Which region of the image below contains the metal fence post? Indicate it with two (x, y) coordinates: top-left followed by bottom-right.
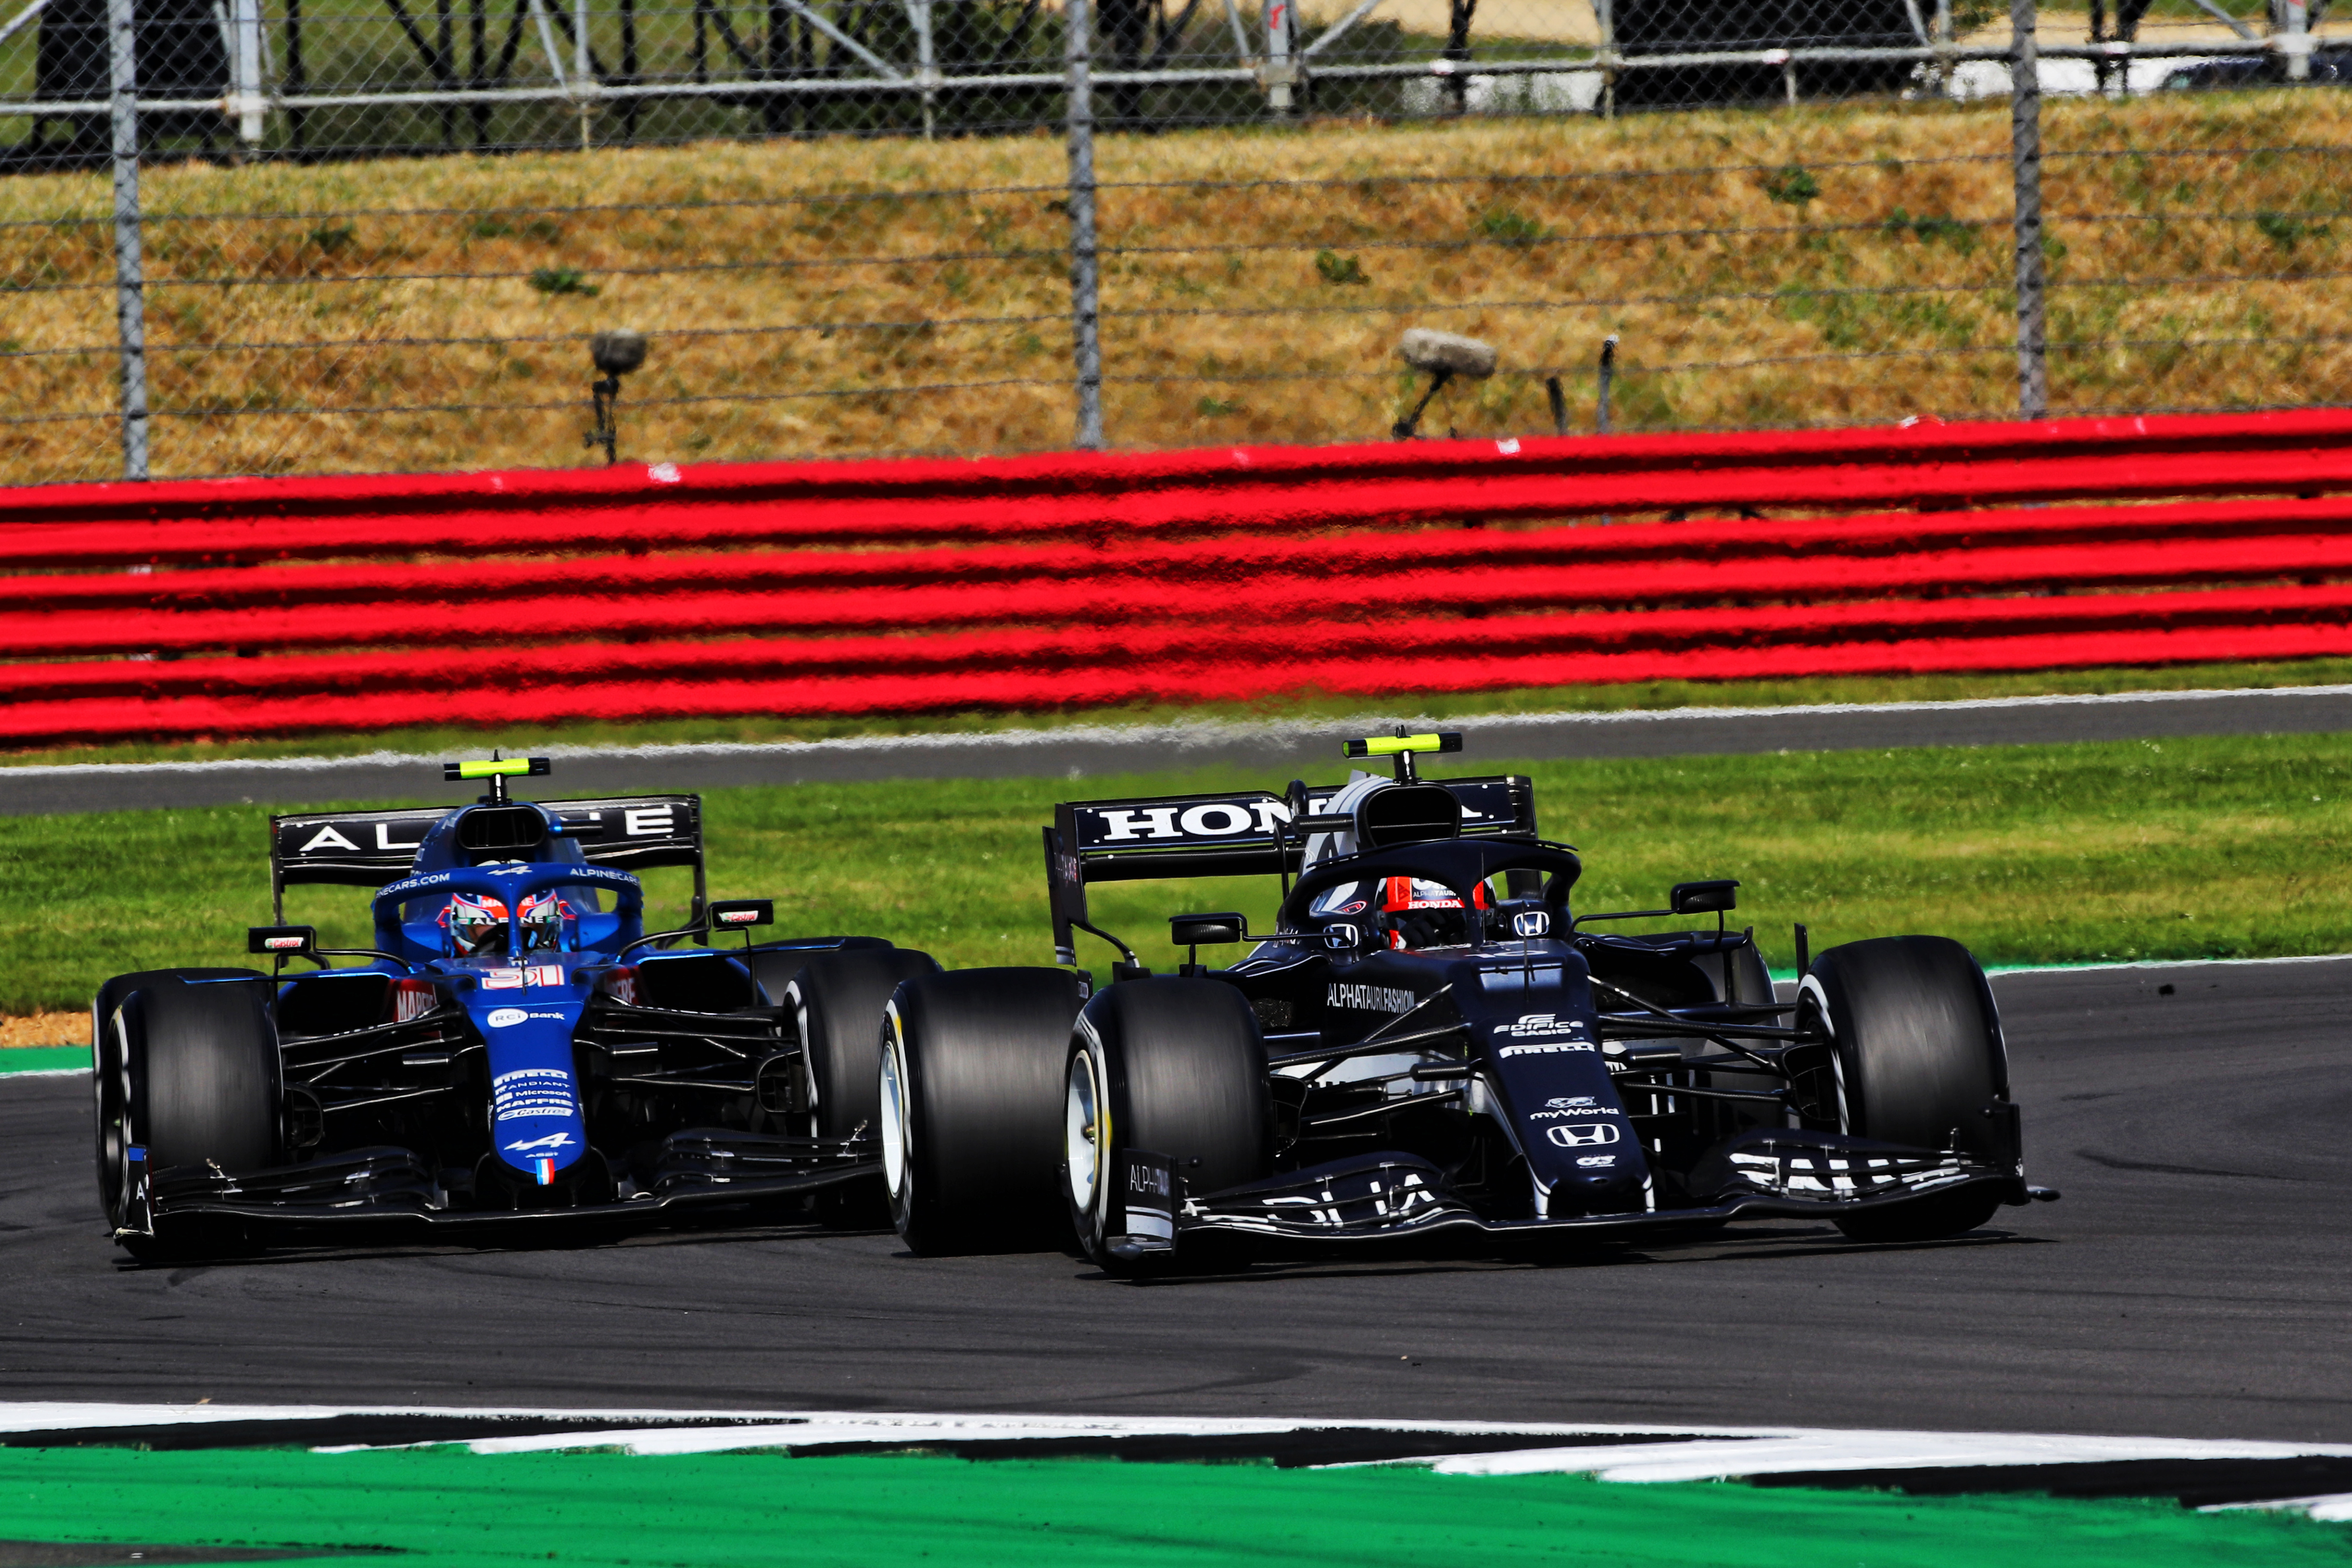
(907, 0), (938, 137)
(230, 0), (266, 146)
(2283, 0), (2311, 81)
(1064, 0), (1106, 451)
(1265, 0), (1296, 112)
(2009, 0), (2048, 421)
(108, 0), (150, 479)
(1596, 0), (1615, 118)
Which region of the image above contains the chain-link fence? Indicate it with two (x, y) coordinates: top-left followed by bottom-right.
(0, 0), (2343, 482)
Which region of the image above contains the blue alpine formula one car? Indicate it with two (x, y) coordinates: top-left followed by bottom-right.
(93, 758), (934, 1258)
(879, 733), (2055, 1270)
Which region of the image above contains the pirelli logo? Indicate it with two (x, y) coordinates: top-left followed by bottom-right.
(1328, 983), (1416, 1014)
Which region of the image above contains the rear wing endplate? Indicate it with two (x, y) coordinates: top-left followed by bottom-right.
(270, 795), (705, 922)
(1043, 776), (1534, 964)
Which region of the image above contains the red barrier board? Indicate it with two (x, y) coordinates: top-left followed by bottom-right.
(9, 410), (2352, 744)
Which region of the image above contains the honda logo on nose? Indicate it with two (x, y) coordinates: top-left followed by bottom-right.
(1545, 1123), (1621, 1148)
(1512, 910), (1551, 938)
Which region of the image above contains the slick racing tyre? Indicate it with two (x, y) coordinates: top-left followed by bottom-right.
(100, 972), (282, 1258)
(881, 968), (1085, 1254)
(1801, 936), (2009, 1243)
(1064, 978), (1271, 1274)
(779, 947), (940, 1226)
(92, 968), (261, 1231)
(779, 948), (942, 1144)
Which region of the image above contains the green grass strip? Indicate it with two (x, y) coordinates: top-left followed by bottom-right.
(9, 731), (2352, 1013)
(0, 1045), (86, 1074)
(0, 1447), (2343, 1568)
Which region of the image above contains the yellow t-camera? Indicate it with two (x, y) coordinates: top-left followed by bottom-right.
(444, 756), (552, 781)
(1343, 732), (1464, 759)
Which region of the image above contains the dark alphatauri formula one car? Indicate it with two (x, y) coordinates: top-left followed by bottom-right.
(879, 733), (2054, 1268)
(94, 758), (935, 1257)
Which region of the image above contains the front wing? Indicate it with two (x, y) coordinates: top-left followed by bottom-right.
(117, 1129), (878, 1245)
(1113, 1130), (2040, 1258)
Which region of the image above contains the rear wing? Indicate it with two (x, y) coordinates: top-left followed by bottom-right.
(1043, 776), (1534, 964)
(270, 795), (705, 922)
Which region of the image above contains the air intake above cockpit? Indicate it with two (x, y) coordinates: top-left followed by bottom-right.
(1356, 784), (1463, 849)
(456, 804), (548, 857)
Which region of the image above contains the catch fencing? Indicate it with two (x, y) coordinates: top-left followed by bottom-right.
(0, 0), (2346, 486)
(1, 0), (2334, 158)
(5, 406), (2352, 744)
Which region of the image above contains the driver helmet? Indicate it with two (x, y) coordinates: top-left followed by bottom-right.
(1378, 875), (1490, 950)
(516, 890), (571, 954)
(442, 891), (509, 956)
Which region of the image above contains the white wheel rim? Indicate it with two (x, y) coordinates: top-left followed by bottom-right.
(1065, 1048), (1103, 1218)
(1797, 975), (1848, 1134)
(879, 1015), (910, 1199)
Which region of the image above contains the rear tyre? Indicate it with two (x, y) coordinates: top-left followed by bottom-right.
(881, 968), (1085, 1254)
(1802, 936), (2008, 1243)
(774, 947), (940, 1227)
(1064, 978), (1271, 1273)
(103, 973), (282, 1258)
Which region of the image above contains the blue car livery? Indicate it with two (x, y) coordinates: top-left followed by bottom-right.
(94, 758), (936, 1257)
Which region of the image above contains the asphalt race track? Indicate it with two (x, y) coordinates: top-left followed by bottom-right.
(3, 959), (2347, 1444)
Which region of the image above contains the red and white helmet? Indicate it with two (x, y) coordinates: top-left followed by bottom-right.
(441, 891), (509, 956)
(517, 890), (572, 953)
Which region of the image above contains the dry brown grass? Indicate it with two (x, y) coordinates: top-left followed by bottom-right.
(0, 88), (2345, 484)
(0, 1011), (80, 1046)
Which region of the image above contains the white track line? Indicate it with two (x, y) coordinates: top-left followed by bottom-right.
(437, 1414), (1720, 1459)
(0, 1403), (1729, 1450)
(11, 1403), (2352, 1518)
(1421, 1428), (2352, 1481)
(9, 683), (2352, 783)
(2213, 1492), (2352, 1520)
(4, 1403), (2351, 1521)
(1984, 952), (2352, 976)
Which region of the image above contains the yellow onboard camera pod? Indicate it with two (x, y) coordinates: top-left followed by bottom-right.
(1343, 731), (1464, 781)
(442, 755), (551, 803)
(450, 758), (536, 779)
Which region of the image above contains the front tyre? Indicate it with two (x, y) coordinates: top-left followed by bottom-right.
(1802, 935), (2009, 1243)
(1064, 978), (1271, 1272)
(100, 973), (282, 1257)
(881, 968), (1085, 1254)
(94, 968), (266, 1229)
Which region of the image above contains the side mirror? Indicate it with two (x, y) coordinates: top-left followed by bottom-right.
(707, 900), (775, 931)
(249, 925), (317, 957)
(1170, 913), (1247, 946)
(1669, 879), (1739, 916)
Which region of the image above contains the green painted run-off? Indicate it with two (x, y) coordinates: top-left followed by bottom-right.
(0, 1045), (86, 1074)
(0, 1446), (2344, 1568)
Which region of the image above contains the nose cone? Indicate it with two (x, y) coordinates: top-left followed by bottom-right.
(1480, 1008), (1651, 1216)
(472, 991), (589, 1179)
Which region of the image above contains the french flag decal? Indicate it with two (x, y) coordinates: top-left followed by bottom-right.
(534, 1155), (557, 1186)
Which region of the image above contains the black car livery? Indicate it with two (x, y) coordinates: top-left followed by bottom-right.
(876, 732), (2053, 1269)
